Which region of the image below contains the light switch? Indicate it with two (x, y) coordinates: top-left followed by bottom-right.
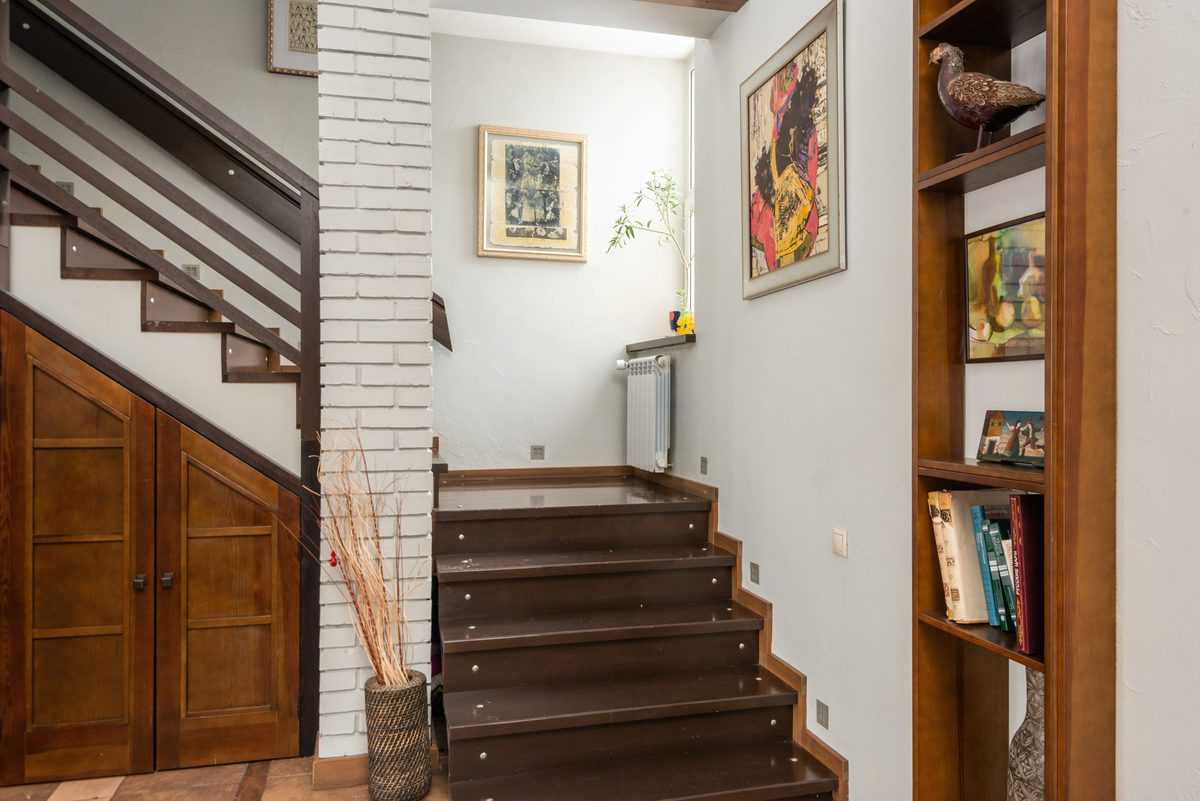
(832, 528), (848, 558)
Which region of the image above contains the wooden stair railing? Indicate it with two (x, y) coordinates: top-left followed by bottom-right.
(0, 148), (301, 362)
(10, 0), (311, 238)
(0, 63), (300, 290)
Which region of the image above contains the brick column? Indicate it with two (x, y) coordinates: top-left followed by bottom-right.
(316, 0), (433, 758)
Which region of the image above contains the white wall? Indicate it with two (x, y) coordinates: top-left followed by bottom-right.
(1116, 2), (1200, 797)
(668, 2), (912, 796)
(77, 0), (318, 174)
(431, 34), (687, 468)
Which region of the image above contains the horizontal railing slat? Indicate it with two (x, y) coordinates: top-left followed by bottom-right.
(22, 0), (318, 199)
(0, 64), (301, 291)
(0, 147), (301, 364)
(0, 105), (300, 327)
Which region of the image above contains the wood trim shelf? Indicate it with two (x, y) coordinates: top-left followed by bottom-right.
(913, 0), (1116, 798)
(917, 124), (1046, 193)
(918, 612), (1045, 672)
(626, 334), (696, 354)
(919, 0), (1047, 48)
(916, 457), (1045, 492)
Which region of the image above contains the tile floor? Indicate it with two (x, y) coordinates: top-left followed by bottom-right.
(0, 760), (450, 801)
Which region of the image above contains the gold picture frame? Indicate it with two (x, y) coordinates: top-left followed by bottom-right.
(477, 125), (588, 262)
(267, 0), (318, 78)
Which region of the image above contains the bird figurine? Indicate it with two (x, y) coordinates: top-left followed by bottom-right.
(930, 43), (1045, 151)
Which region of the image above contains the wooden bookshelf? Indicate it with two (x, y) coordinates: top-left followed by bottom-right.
(912, 0), (1116, 799)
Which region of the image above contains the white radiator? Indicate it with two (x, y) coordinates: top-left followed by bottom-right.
(619, 355), (671, 473)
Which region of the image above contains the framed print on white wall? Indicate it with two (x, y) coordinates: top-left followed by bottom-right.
(268, 0), (318, 77)
(477, 125), (588, 263)
(740, 0), (847, 299)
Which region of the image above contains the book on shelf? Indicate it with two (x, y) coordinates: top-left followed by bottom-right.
(933, 489), (1011, 624)
(929, 489), (1045, 656)
(927, 494), (958, 619)
(1010, 494), (1046, 655)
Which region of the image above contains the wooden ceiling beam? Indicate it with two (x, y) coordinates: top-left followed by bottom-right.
(636, 0), (748, 13)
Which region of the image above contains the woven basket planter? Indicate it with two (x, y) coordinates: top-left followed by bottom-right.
(364, 671), (432, 801)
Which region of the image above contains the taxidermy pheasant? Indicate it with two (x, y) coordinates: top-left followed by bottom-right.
(930, 43), (1045, 150)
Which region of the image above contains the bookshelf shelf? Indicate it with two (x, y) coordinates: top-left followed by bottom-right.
(913, 1), (1115, 798)
(916, 457), (1045, 492)
(918, 612), (1045, 672)
(916, 124), (1046, 193)
(918, 0), (1047, 48)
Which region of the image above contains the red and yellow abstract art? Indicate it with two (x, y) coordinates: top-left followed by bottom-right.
(746, 32), (830, 279)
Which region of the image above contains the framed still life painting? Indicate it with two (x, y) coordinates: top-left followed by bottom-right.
(965, 214), (1047, 363)
(477, 125), (587, 262)
(268, 0), (318, 77)
(740, 0), (846, 300)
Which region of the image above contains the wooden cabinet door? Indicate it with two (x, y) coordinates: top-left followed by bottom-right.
(0, 313), (155, 784)
(154, 412), (299, 769)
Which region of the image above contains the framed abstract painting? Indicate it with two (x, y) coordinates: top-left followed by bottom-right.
(740, 0), (846, 300)
(267, 0), (318, 77)
(965, 214), (1047, 363)
(477, 125), (588, 262)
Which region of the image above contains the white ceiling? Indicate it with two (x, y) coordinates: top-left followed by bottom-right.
(429, 0), (730, 39)
(430, 8), (697, 60)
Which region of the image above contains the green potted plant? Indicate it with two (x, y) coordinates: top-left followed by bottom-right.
(608, 169), (694, 334)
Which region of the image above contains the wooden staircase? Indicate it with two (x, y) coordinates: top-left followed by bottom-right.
(434, 475), (838, 801)
(10, 180), (300, 385)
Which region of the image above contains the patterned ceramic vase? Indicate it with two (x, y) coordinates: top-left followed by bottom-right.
(1008, 669), (1046, 801)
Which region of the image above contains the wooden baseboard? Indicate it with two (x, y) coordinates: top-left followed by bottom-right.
(312, 748), (441, 790)
(439, 465), (631, 485)
(311, 754), (366, 790)
(716, 529), (850, 801)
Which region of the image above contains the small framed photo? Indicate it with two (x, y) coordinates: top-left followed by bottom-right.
(268, 0), (318, 78)
(477, 125), (587, 262)
(965, 214), (1047, 363)
(977, 410), (1046, 468)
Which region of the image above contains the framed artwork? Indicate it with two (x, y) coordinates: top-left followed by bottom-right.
(477, 125), (587, 262)
(965, 214), (1047, 363)
(268, 0), (318, 77)
(740, 0), (846, 300)
(977, 410), (1046, 468)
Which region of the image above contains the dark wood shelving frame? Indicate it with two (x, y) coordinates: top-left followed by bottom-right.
(912, 0), (1116, 799)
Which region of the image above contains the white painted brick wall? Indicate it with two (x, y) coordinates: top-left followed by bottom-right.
(317, 0), (433, 760)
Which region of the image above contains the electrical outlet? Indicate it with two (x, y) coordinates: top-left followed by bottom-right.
(530, 445), (545, 461)
(700, 456), (708, 475)
(816, 699), (830, 729)
(832, 528), (849, 558)
(749, 562), (760, 584)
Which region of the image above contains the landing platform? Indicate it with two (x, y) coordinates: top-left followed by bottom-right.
(435, 475), (709, 521)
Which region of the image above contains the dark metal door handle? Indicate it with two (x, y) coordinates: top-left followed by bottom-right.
(161, 571), (175, 589)
(132, 574), (147, 592)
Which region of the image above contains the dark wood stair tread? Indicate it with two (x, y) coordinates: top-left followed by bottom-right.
(437, 544), (733, 582)
(437, 476), (709, 521)
(441, 601), (760, 653)
(449, 741), (838, 801)
(445, 666), (795, 741)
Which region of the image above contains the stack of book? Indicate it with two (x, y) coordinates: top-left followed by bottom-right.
(927, 490), (1045, 656)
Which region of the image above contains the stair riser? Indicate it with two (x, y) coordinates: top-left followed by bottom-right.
(439, 566), (733, 620)
(433, 510), (709, 556)
(443, 631), (759, 692)
(62, 227), (154, 281)
(223, 332), (272, 371)
(450, 708), (793, 783)
(143, 281), (220, 327)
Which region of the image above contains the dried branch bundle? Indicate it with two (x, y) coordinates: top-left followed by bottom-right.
(319, 436), (412, 686)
